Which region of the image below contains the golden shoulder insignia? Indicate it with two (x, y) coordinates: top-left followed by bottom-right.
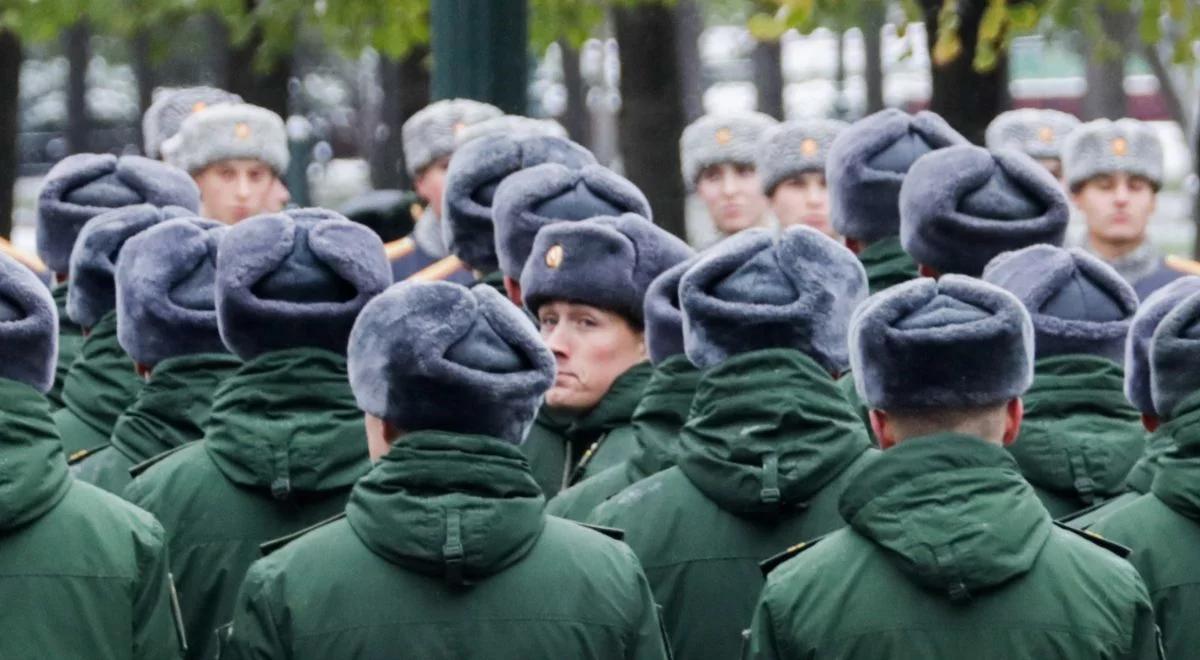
(545, 244), (565, 269)
(410, 202), (424, 221)
(1037, 126), (1054, 143)
(68, 449), (90, 463)
(191, 101), (207, 114)
(800, 138), (819, 157)
(1111, 137), (1128, 156)
(1165, 255), (1200, 277)
(760, 535), (825, 576)
(715, 127), (733, 145)
(234, 122), (252, 140)
(1052, 521), (1132, 558)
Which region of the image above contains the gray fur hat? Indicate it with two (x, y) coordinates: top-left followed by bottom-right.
(756, 119), (848, 195)
(442, 135), (596, 273)
(984, 109), (1081, 161)
(1149, 290), (1200, 419)
(142, 86), (243, 159)
(850, 275), (1035, 410)
(1063, 118), (1163, 190)
(827, 109), (967, 242)
(163, 103), (289, 176)
(679, 112), (778, 190)
(215, 208), (392, 359)
(899, 145), (1069, 277)
(68, 204), (193, 329)
(0, 252), (59, 393)
(36, 153), (200, 274)
(493, 163), (650, 280)
(521, 213), (693, 324)
(644, 255), (699, 365)
(348, 281), (556, 444)
(680, 226), (867, 372)
(983, 245), (1137, 363)
(455, 114), (567, 147)
(116, 217), (228, 367)
(1124, 276), (1200, 415)
(401, 98), (503, 177)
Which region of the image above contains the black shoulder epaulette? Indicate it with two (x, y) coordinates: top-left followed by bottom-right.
(67, 443), (110, 465)
(760, 536), (825, 577)
(1056, 494), (1126, 529)
(1053, 521), (1132, 558)
(128, 442), (196, 479)
(259, 513), (347, 557)
(572, 521), (625, 541)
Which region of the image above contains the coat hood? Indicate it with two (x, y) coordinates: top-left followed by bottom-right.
(841, 433), (1052, 601)
(204, 348), (370, 498)
(677, 348), (873, 518)
(626, 355), (700, 480)
(60, 310), (145, 438)
(0, 378), (72, 532)
(346, 431), (545, 586)
(1152, 391), (1200, 521)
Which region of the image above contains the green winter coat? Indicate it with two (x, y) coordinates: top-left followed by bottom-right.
(0, 377), (182, 660)
(857, 236), (918, 294)
(1093, 391), (1200, 659)
(53, 310), (145, 457)
(221, 431), (670, 660)
(589, 349), (877, 660)
(747, 433), (1160, 660)
(521, 361), (653, 497)
(1009, 355), (1145, 518)
(48, 280), (83, 410)
(124, 348), (370, 660)
(548, 355), (699, 521)
(71, 353), (242, 495)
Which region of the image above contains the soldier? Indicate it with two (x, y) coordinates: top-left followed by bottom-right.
(220, 281), (670, 659)
(0, 251), (183, 659)
(442, 132), (599, 288)
(54, 205), (194, 457)
(389, 99), (502, 281)
(547, 255), (700, 520)
(1064, 118), (1183, 298)
(983, 245), (1143, 517)
(985, 108), (1081, 183)
(745, 275), (1160, 660)
(72, 218), (239, 495)
(519, 214), (691, 497)
(826, 108), (965, 293)
(1092, 288), (1200, 659)
(900, 144), (1070, 278)
(590, 226), (878, 660)
(36, 154), (200, 408)
(680, 112), (777, 242)
(123, 209), (391, 660)
(755, 119), (847, 237)
(162, 103), (290, 224)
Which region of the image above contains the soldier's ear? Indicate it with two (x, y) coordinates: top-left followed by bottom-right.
(918, 263), (941, 279)
(1000, 397), (1024, 446)
(869, 409), (897, 450)
(1141, 413), (1160, 433)
(503, 276), (523, 307)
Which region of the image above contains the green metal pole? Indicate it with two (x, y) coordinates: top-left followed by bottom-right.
(430, 0), (529, 114)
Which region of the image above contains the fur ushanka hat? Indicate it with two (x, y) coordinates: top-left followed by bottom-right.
(0, 252), (59, 393)
(1148, 289), (1200, 419)
(142, 86), (243, 160)
(1124, 276), (1200, 415)
(643, 255), (700, 365)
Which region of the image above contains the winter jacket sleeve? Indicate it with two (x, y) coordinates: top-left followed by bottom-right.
(627, 561), (672, 660)
(743, 591), (783, 660)
(222, 560), (290, 660)
(133, 518), (184, 660)
(1128, 591), (1165, 660)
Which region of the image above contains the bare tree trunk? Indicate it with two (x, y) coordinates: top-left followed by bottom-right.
(862, 7), (886, 114)
(1141, 42), (1187, 128)
(132, 32), (155, 154)
(1082, 7), (1131, 120)
(0, 29), (19, 238)
(1192, 95), (1200, 258)
(370, 48), (430, 190)
(673, 0), (704, 123)
(615, 3), (688, 239)
(753, 39), (784, 119)
(220, 0), (291, 118)
(921, 0), (1008, 145)
(65, 21), (90, 154)
(560, 40), (592, 147)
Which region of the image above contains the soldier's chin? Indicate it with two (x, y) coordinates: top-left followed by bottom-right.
(545, 385), (598, 412)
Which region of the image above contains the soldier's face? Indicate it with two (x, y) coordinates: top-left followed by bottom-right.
(536, 301), (647, 411)
(193, 159), (279, 224)
(770, 171), (834, 237)
(414, 157), (450, 219)
(1073, 172), (1157, 248)
(695, 163), (769, 235)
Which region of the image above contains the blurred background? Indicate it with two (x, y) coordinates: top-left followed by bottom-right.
(1, 0), (1197, 252)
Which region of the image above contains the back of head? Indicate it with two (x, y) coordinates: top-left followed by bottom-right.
(117, 217), (228, 366)
(348, 281), (555, 444)
(216, 208), (392, 359)
(983, 245), (1137, 363)
(827, 109), (967, 243)
(850, 275), (1034, 413)
(1125, 276), (1200, 415)
(400, 98), (504, 177)
(1063, 118), (1163, 191)
(67, 203), (194, 329)
(900, 145), (1069, 276)
(755, 118), (848, 195)
(680, 225), (867, 371)
(0, 253), (58, 393)
(679, 112), (777, 190)
(493, 163), (650, 280)
(162, 103), (289, 177)
(984, 108), (1080, 161)
(142, 86), (243, 160)
(36, 154), (200, 274)
(442, 135), (596, 273)
(1148, 290), (1200, 420)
